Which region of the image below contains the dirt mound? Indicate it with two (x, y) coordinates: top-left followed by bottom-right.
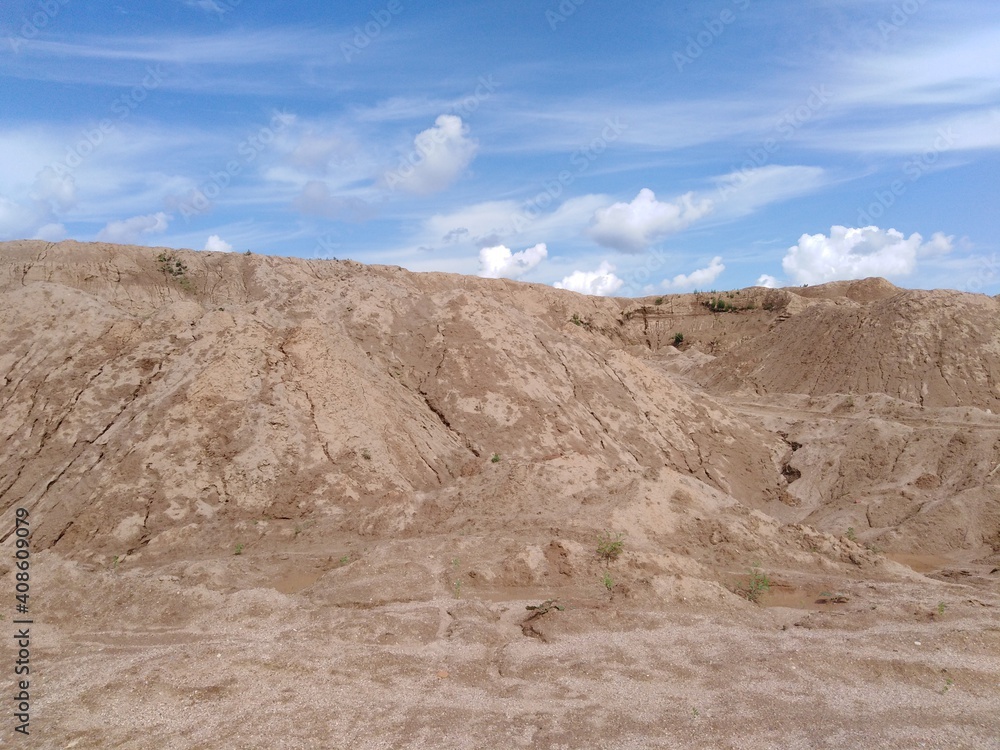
(695, 287), (1000, 409)
(792, 276), (902, 303)
(0, 240), (786, 565)
(2, 240), (997, 565)
(1, 241), (999, 749)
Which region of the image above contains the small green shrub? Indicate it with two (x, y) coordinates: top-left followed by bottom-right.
(673, 332), (684, 347)
(155, 252), (194, 292)
(597, 531), (625, 562)
(491, 452), (501, 463)
(234, 543), (245, 556)
(571, 313), (583, 326)
(601, 571), (615, 597)
(735, 565), (771, 603)
(703, 296), (760, 313)
(704, 298), (733, 312)
(156, 252), (188, 278)
(846, 527), (857, 542)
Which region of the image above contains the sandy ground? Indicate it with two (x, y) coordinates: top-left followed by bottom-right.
(1, 241), (998, 748)
(18, 546), (1000, 749)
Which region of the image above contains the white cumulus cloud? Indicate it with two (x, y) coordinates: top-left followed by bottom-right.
(588, 188), (713, 252)
(554, 261), (624, 296)
(782, 225), (954, 284)
(478, 243), (547, 279)
(662, 256), (725, 290)
(97, 212), (171, 244)
(756, 274), (780, 288)
(204, 234), (233, 253)
(385, 114), (478, 195)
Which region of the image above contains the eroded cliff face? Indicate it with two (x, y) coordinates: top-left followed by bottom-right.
(0, 240), (791, 566)
(2, 239), (999, 578)
(4, 241), (1000, 750)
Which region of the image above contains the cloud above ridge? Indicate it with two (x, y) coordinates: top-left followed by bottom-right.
(782, 225), (953, 284)
(588, 188), (713, 252)
(478, 243), (547, 279)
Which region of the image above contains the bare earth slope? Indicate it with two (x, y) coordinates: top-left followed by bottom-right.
(0, 241), (998, 749)
(697, 282), (1000, 409)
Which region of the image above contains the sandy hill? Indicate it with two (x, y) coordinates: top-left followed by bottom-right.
(1, 240), (998, 749)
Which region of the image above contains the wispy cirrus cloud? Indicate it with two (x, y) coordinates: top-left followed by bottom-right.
(9, 29), (340, 65)
(836, 26), (1000, 108)
(798, 109), (1000, 154)
(713, 165), (828, 216)
(0, 28), (391, 96)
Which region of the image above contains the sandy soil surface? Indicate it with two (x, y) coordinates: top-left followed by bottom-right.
(1, 241), (998, 749)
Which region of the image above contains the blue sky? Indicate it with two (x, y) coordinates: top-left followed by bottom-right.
(2, 0), (998, 295)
